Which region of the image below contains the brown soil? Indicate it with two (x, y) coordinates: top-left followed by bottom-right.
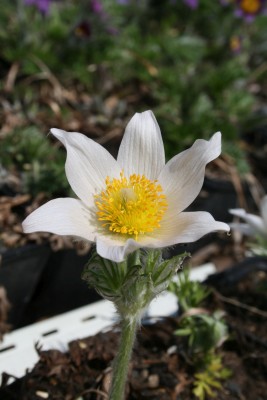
(1, 263), (267, 400)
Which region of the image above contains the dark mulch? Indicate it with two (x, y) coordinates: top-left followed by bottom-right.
(1, 267), (267, 400)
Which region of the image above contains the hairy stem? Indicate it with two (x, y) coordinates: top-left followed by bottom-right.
(109, 315), (139, 400)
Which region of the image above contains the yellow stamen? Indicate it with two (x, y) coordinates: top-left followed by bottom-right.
(95, 171), (168, 239)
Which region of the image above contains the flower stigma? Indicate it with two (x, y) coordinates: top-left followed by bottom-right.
(95, 171), (168, 239)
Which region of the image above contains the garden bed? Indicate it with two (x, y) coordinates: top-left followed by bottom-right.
(1, 260), (266, 400)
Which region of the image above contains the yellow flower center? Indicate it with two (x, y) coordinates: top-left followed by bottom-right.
(230, 36), (241, 52)
(95, 172), (168, 238)
(240, 0), (261, 14)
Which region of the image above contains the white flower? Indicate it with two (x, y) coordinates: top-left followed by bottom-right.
(229, 195), (267, 238)
(22, 110), (229, 262)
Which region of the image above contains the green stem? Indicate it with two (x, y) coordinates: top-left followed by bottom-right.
(109, 315), (139, 400)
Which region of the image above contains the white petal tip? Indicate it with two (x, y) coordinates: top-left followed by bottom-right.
(50, 128), (67, 139)
(210, 131), (222, 152)
(21, 220), (29, 233)
(228, 209), (246, 217)
(220, 222), (231, 232)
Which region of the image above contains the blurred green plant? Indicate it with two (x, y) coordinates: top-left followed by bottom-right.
(105, 0), (266, 158)
(193, 353), (232, 400)
(0, 127), (69, 197)
(175, 310), (228, 354)
(0, 0), (115, 86)
(1, 0), (267, 180)
(169, 269), (231, 399)
(168, 269), (210, 312)
(223, 141), (251, 176)
(175, 309), (230, 399)
(250, 235), (267, 256)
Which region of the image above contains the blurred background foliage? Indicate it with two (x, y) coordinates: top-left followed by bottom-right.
(1, 0), (267, 198)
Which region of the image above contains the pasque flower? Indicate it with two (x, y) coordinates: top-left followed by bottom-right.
(234, 0), (266, 21)
(24, 0), (52, 15)
(230, 35), (243, 54)
(229, 195), (267, 238)
(221, 0), (266, 21)
(183, 0), (199, 9)
(22, 111), (229, 262)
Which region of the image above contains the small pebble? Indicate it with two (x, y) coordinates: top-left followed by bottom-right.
(141, 369), (149, 379)
(167, 345), (177, 355)
(148, 374), (159, 388)
(36, 390), (49, 399)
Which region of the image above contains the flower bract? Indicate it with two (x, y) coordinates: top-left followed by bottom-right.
(22, 110), (229, 262)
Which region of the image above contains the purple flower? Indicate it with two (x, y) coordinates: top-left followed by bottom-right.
(74, 20), (91, 38)
(24, 0), (51, 15)
(234, 0), (266, 21)
(183, 0), (199, 9)
(230, 35), (243, 54)
(91, 0), (103, 14)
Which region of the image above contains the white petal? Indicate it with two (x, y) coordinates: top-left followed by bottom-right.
(22, 198), (96, 241)
(51, 129), (121, 204)
(96, 236), (141, 263)
(117, 110), (165, 179)
(97, 212), (230, 262)
(158, 132), (221, 213)
(229, 208), (266, 235)
(260, 195), (267, 229)
(229, 223), (255, 236)
(139, 211), (230, 248)
(96, 211), (229, 262)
